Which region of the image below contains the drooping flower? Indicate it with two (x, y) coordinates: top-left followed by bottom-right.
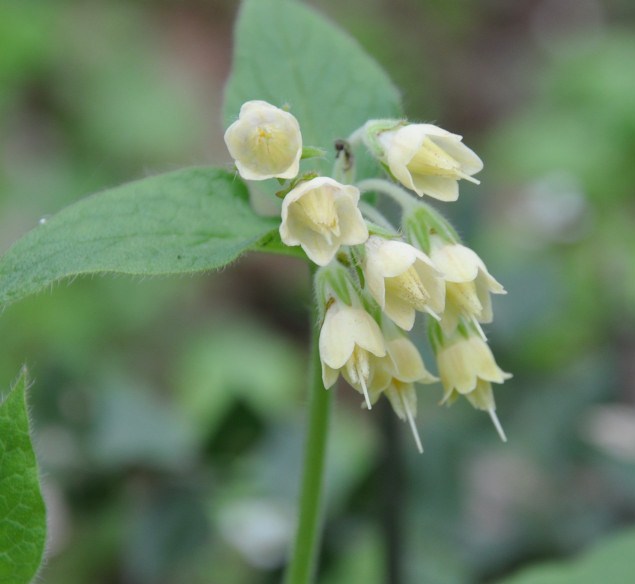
(280, 177), (368, 266)
(224, 100), (302, 180)
(429, 236), (505, 338)
(372, 122), (483, 201)
(319, 297), (386, 409)
(364, 235), (445, 331)
(369, 335), (437, 452)
(435, 328), (511, 441)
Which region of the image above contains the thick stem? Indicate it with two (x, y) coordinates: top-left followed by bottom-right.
(284, 266), (332, 584)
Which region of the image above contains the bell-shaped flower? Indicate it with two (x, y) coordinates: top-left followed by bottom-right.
(436, 330), (511, 441)
(430, 236), (505, 337)
(364, 235), (445, 331)
(369, 336), (438, 452)
(376, 123), (483, 201)
(319, 298), (386, 409)
(280, 177), (368, 266)
(224, 100), (302, 180)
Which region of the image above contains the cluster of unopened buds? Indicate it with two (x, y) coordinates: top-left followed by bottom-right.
(225, 100), (511, 452)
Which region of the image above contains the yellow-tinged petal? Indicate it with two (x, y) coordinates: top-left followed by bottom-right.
(318, 300), (386, 407)
(365, 236), (445, 330)
(378, 123), (483, 200)
(225, 100), (302, 180)
(280, 177), (368, 266)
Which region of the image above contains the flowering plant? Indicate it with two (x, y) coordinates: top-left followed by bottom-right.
(0, 1), (510, 582)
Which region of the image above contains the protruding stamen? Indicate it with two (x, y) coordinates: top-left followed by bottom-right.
(426, 307), (441, 321)
(399, 390), (423, 453)
(358, 366), (372, 410)
(456, 170), (480, 184)
(488, 408), (507, 443)
(471, 317), (487, 341)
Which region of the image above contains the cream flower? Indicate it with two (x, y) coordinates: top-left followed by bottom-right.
(430, 237), (505, 337)
(364, 236), (445, 330)
(436, 333), (511, 441)
(369, 336), (438, 452)
(319, 299), (386, 409)
(280, 177), (368, 266)
(224, 100), (302, 180)
(377, 123), (483, 201)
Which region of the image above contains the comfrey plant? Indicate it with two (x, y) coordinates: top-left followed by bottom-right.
(0, 1), (510, 583)
(225, 100), (510, 450)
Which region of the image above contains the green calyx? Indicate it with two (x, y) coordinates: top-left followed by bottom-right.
(301, 146), (328, 160)
(275, 172), (321, 198)
(403, 204), (460, 252)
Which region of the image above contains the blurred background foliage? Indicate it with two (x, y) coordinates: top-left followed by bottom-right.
(1, 0), (635, 582)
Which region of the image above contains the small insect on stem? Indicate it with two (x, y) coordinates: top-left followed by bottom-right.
(334, 139), (354, 172)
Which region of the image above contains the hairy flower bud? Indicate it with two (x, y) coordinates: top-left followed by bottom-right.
(224, 100), (302, 180)
(280, 177), (368, 266)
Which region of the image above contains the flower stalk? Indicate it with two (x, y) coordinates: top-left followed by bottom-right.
(284, 265), (333, 584)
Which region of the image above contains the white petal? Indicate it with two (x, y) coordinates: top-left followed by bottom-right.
(466, 337), (513, 384)
(322, 363), (340, 389)
(387, 338), (437, 383)
(432, 134), (483, 175)
(411, 175), (459, 201)
(431, 243), (482, 283)
(334, 190), (368, 246)
(366, 238), (417, 278)
(438, 341), (478, 394)
(319, 306), (356, 369)
(384, 295), (416, 331)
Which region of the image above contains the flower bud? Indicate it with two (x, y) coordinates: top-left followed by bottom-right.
(224, 100), (302, 180)
(280, 177), (368, 266)
(371, 122), (483, 201)
(364, 235), (445, 330)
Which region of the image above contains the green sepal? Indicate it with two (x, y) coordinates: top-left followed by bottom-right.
(301, 146), (328, 160)
(427, 319), (444, 355)
(275, 172), (320, 198)
(360, 118), (405, 159)
(404, 203), (461, 252)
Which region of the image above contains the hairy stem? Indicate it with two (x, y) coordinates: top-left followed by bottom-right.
(284, 265), (332, 584)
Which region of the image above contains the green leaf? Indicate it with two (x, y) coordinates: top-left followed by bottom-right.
(223, 0), (401, 174)
(0, 368), (46, 584)
(0, 168), (281, 308)
(495, 528), (635, 584)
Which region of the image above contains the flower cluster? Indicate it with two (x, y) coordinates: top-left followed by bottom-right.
(225, 100), (511, 451)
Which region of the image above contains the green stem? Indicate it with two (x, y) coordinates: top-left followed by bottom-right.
(357, 178), (417, 212)
(284, 265), (332, 584)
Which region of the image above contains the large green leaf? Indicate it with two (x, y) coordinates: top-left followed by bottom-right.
(223, 0), (402, 173)
(0, 368), (46, 584)
(0, 168), (281, 308)
(496, 528), (635, 584)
